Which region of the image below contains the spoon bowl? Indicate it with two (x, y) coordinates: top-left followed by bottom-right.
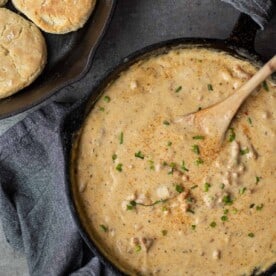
(176, 55), (276, 154)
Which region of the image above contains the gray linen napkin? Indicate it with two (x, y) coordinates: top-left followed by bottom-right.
(222, 0), (274, 29)
(0, 1), (274, 276)
(0, 102), (116, 276)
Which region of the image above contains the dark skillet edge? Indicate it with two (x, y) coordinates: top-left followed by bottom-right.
(0, 0), (117, 120)
(62, 17), (276, 276)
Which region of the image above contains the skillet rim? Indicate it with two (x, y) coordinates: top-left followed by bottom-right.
(63, 36), (276, 276)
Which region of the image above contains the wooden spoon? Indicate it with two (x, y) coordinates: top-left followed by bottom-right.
(176, 55), (276, 153)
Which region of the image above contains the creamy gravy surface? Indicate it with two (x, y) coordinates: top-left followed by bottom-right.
(72, 48), (276, 275)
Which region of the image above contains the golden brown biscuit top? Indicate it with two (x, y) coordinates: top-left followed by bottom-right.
(12, 0), (97, 34)
(0, 8), (47, 99)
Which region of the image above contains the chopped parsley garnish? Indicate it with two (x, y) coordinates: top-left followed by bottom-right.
(148, 160), (155, 170)
(192, 144), (200, 155)
(103, 95), (111, 102)
(181, 161), (189, 172)
(168, 162), (176, 175)
(223, 209), (229, 215)
(126, 200), (136, 210)
(186, 197), (194, 203)
(228, 128), (236, 142)
(256, 204), (264, 211)
(191, 185), (198, 190)
(210, 221), (216, 228)
(220, 183), (225, 189)
(131, 199), (167, 208)
(191, 225), (196, 230)
(116, 163), (123, 172)
(129, 200), (137, 206)
(207, 84), (213, 91)
(175, 86), (182, 93)
(221, 215), (228, 222)
(119, 132), (124, 144)
(192, 135), (205, 140)
(112, 154), (117, 162)
(262, 80), (269, 92)
(167, 141), (172, 146)
(175, 184), (184, 193)
(135, 245), (142, 252)
(240, 147), (249, 155)
(204, 182), (211, 192)
(255, 176), (261, 184)
(248, 117), (253, 125)
(222, 195), (233, 205)
(135, 151), (144, 159)
(162, 206), (168, 212)
(239, 187), (247, 195)
(99, 106), (105, 112)
(163, 120), (170, 126)
(170, 162), (177, 168)
(100, 224), (108, 232)
(150, 199), (167, 206)
(162, 230), (168, 236)
(232, 208), (238, 214)
(249, 203), (255, 209)
(248, 232), (255, 238)
(162, 161), (168, 166)
(187, 208), (195, 214)
(195, 158), (204, 165)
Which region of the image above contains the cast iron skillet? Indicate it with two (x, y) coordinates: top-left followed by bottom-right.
(62, 14), (276, 275)
(0, 0), (116, 120)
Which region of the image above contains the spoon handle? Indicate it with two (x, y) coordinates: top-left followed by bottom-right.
(237, 55), (276, 102)
(195, 56), (276, 138)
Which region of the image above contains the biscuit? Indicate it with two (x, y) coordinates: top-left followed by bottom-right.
(12, 0), (97, 34)
(0, 0), (8, 7)
(0, 8), (47, 99)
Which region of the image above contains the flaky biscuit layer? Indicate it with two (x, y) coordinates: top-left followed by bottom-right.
(0, 8), (47, 99)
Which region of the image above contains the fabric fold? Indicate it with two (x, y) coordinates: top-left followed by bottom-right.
(0, 103), (95, 275)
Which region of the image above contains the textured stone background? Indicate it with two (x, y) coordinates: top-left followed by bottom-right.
(0, 1), (275, 275)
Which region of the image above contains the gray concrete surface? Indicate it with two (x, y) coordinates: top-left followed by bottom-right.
(0, 1), (275, 275)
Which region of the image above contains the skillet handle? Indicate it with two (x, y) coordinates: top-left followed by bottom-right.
(226, 13), (259, 51)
